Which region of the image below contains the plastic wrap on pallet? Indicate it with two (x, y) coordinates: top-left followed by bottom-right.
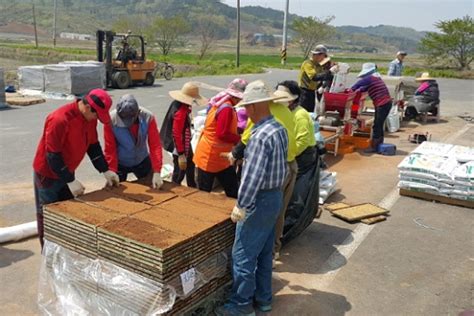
(60, 62), (107, 93)
(38, 240), (229, 316)
(18, 65), (45, 91)
(44, 65), (72, 95)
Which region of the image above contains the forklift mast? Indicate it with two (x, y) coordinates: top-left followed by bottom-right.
(96, 30), (116, 87)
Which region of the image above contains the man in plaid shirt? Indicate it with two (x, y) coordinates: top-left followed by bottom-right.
(216, 80), (288, 316)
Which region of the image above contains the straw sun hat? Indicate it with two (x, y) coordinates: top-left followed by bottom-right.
(415, 72), (435, 81)
(236, 80), (284, 107)
(169, 82), (208, 106)
(272, 85), (298, 103)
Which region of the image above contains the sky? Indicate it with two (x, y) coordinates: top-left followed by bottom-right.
(221, 0), (473, 32)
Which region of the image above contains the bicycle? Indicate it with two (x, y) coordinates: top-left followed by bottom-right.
(154, 62), (175, 80)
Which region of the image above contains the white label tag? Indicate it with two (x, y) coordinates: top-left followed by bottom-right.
(180, 267), (196, 295)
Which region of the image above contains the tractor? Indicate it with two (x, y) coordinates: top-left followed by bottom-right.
(96, 30), (157, 89)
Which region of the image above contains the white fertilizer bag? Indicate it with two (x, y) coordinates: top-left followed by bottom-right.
(448, 145), (474, 163)
(412, 142), (453, 157)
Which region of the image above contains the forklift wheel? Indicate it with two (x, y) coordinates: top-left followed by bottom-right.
(143, 73), (155, 86)
(164, 66), (174, 80)
(112, 71), (130, 89)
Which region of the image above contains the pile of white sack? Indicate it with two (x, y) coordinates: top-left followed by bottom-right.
(319, 170), (337, 204)
(398, 141), (474, 201)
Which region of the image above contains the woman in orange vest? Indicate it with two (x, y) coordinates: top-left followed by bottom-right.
(194, 79), (248, 198)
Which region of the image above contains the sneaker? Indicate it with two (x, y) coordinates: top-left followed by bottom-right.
(215, 304), (256, 316)
(256, 303), (272, 312)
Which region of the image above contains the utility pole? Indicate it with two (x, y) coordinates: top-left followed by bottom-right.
(52, 0), (57, 48)
(236, 0), (240, 68)
(281, 0), (289, 65)
(32, 2), (38, 48)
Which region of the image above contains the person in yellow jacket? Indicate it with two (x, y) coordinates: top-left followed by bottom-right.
(298, 45), (333, 113)
(228, 94), (297, 260)
(193, 79), (248, 198)
(278, 80), (316, 175)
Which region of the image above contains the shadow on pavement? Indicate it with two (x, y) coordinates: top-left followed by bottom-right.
(0, 246), (34, 268)
(278, 222), (353, 275)
(269, 276), (352, 316)
(0, 106), (20, 112)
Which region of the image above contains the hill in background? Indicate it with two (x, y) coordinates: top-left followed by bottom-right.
(0, 0), (425, 53)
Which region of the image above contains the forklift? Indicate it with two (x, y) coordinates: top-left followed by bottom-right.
(96, 30), (157, 89)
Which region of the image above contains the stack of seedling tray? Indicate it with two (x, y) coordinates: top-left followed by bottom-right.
(42, 181), (236, 315)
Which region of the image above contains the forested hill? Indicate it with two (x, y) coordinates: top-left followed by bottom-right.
(1, 0), (425, 52)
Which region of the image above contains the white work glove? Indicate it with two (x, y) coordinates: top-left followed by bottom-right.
(103, 170), (120, 187)
(220, 152), (236, 165)
(230, 205), (246, 223)
(178, 154), (187, 171)
(152, 172), (163, 189)
(67, 179), (85, 197)
(329, 64), (339, 74)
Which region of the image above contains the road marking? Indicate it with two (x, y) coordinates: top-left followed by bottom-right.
(312, 186), (400, 289)
(306, 123), (472, 289)
(441, 123), (472, 143)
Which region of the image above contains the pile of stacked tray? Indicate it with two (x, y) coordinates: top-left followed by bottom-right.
(42, 181), (236, 315)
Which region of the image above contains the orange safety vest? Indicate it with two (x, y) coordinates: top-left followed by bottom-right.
(194, 102), (238, 173)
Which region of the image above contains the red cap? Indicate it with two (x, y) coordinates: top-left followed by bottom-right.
(85, 89), (112, 124)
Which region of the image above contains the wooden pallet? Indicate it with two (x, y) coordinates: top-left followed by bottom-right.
(6, 93), (45, 106)
(399, 189), (474, 209)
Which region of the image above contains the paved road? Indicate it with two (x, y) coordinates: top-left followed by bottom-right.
(0, 70), (473, 315)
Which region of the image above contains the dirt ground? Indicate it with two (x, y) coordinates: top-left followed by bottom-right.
(0, 70), (473, 315)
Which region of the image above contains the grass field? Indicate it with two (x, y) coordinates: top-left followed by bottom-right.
(1, 41), (472, 84)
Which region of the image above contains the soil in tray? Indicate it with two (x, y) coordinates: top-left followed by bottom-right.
(100, 217), (187, 250)
(80, 190), (151, 215)
(45, 200), (124, 226)
(160, 181), (199, 196)
(186, 191), (235, 214)
(133, 206), (221, 237)
(105, 182), (177, 205)
(158, 197), (229, 224)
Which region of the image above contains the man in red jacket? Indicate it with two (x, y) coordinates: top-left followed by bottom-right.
(33, 89), (119, 248)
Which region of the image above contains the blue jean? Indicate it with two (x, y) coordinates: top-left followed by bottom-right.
(34, 172), (73, 248)
(229, 189), (283, 312)
(118, 156), (152, 182)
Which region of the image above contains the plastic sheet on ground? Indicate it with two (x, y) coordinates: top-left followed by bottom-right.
(38, 240), (229, 316)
